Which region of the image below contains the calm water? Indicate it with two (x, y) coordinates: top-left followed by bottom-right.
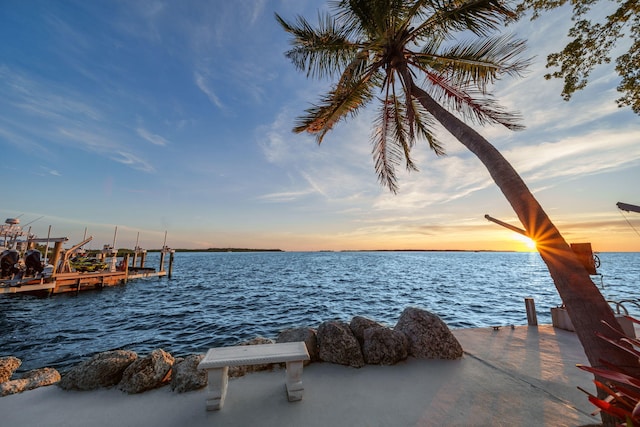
(1, 251), (638, 373)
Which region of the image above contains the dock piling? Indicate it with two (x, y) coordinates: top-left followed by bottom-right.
(525, 298), (538, 326)
(168, 250), (175, 278)
(123, 254), (129, 283)
(159, 249), (166, 272)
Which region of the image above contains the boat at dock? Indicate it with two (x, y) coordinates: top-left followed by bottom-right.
(0, 218), (173, 296)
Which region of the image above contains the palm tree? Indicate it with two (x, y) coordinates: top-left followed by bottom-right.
(277, 0), (638, 388)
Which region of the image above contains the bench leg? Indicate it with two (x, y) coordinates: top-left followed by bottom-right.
(205, 366), (229, 411)
(285, 360), (304, 401)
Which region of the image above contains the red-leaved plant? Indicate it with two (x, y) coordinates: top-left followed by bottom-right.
(578, 316), (640, 426)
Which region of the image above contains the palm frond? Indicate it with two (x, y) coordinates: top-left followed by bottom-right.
(372, 96), (407, 193)
(410, 97), (446, 156)
(293, 72), (377, 143)
(394, 62), (446, 159)
(414, 34), (530, 92)
(425, 71), (524, 130)
(390, 92), (418, 172)
(393, 66), (418, 140)
(336, 50), (379, 95)
(410, 0), (517, 40)
(372, 74), (437, 193)
(384, 68), (422, 171)
(276, 12), (360, 79)
(331, 0), (410, 39)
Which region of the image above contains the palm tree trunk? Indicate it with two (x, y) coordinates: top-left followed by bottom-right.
(411, 86), (639, 376)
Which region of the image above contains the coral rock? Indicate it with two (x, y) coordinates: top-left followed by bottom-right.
(229, 337), (276, 378)
(0, 356), (21, 383)
(277, 327), (318, 363)
(317, 320), (364, 368)
(171, 354), (206, 393)
(118, 349), (174, 394)
(1, 367), (60, 397)
(350, 316), (385, 346)
(395, 307), (463, 359)
(362, 327), (409, 365)
(58, 350), (137, 391)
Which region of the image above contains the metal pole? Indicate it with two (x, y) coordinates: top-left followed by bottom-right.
(44, 225), (51, 265)
(485, 214), (528, 237)
(133, 232), (140, 268)
(112, 226), (118, 249)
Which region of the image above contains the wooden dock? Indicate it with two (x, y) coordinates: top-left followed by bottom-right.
(0, 249), (174, 297)
(1, 219), (175, 297)
(0, 268), (168, 296)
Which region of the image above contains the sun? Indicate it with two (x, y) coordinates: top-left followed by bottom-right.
(513, 234), (537, 251)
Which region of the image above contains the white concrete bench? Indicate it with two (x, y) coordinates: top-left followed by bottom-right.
(197, 341), (310, 410)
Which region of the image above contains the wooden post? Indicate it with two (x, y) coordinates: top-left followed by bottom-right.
(140, 251), (147, 268)
(123, 254), (129, 283)
(51, 241), (64, 274)
(159, 249), (166, 272)
(159, 231), (168, 273)
(570, 243), (597, 275)
(168, 250), (175, 278)
(525, 298), (538, 326)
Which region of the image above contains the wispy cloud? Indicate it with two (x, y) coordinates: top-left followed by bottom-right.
(57, 127), (155, 173)
(0, 66), (160, 174)
(57, 128), (117, 151)
(112, 0), (166, 43)
(0, 66), (102, 122)
(247, 0), (266, 25)
(194, 71), (225, 110)
(258, 188), (316, 202)
(0, 122), (49, 154)
(30, 166), (62, 178)
(136, 127), (169, 146)
(300, 171), (328, 197)
(258, 109), (380, 204)
(505, 128), (640, 184)
(110, 151), (155, 173)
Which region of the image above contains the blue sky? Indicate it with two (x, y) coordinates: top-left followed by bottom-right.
(1, 1), (638, 252)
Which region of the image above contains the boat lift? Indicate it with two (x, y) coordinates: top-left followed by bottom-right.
(617, 201), (640, 241)
(484, 214), (527, 237)
(617, 202), (640, 214)
(484, 214), (599, 275)
(57, 236), (94, 274)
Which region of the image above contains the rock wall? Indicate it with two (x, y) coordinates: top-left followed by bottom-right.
(0, 306), (463, 396)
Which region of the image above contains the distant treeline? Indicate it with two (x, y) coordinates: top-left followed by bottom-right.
(32, 245), (504, 256)
(31, 247), (283, 255)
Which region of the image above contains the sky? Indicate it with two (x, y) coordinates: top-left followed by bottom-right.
(0, 0), (638, 253)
